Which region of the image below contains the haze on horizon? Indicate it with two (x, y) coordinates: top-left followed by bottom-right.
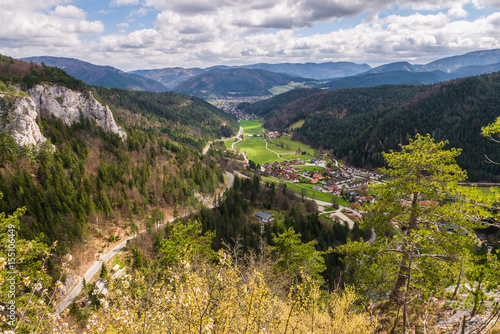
(1, 0), (500, 71)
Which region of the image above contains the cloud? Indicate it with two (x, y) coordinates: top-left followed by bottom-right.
(0, 0), (104, 60)
(2, 0), (500, 72)
(54, 5), (87, 19)
(111, 0), (140, 6)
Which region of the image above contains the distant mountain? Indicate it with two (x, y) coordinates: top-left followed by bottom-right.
(233, 62), (371, 80)
(131, 62), (370, 88)
(128, 67), (206, 89)
(416, 49), (500, 73)
(362, 62), (417, 74)
(23, 56), (168, 92)
(173, 68), (316, 99)
(449, 62), (500, 79)
(317, 70), (450, 90)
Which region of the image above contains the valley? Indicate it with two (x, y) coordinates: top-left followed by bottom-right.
(1, 51), (500, 334)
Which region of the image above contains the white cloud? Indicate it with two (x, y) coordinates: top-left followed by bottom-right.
(111, 0), (140, 6)
(54, 5), (87, 19)
(447, 5), (469, 18)
(0, 0), (104, 61)
(1, 0), (500, 71)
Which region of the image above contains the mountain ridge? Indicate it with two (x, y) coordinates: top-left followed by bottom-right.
(23, 56), (169, 92)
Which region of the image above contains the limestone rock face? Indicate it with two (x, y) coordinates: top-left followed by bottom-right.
(0, 84), (126, 150)
(29, 85), (126, 139)
(0, 93), (48, 149)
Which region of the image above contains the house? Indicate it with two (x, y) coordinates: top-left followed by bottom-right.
(312, 185), (323, 192)
(111, 264), (120, 274)
(255, 211), (274, 223)
(95, 279), (108, 298)
(312, 173), (322, 180)
(310, 178), (319, 184)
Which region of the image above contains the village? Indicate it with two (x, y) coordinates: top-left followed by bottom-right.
(254, 157), (384, 206)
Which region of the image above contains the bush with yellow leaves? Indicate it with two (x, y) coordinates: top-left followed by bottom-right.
(85, 249), (376, 334)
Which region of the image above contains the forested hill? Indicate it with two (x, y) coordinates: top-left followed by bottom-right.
(0, 55), (238, 255)
(247, 72), (500, 181)
(173, 68), (316, 99)
(93, 87), (238, 149)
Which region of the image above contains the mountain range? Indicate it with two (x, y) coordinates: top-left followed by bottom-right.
(23, 49), (500, 99)
(23, 56), (169, 92)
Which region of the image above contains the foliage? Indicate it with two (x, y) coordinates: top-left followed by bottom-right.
(93, 86), (238, 149)
(339, 134), (498, 333)
(0, 54), (86, 90)
(0, 191), (74, 333)
(84, 250), (376, 333)
(160, 220), (216, 266)
(270, 227), (327, 282)
(0, 103), (226, 251)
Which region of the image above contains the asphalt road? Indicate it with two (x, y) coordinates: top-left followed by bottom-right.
(55, 171), (234, 314)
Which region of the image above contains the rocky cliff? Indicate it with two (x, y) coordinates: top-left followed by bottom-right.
(0, 91), (48, 149)
(0, 84), (126, 149)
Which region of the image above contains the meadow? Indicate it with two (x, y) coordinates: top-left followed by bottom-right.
(234, 119), (318, 164)
(261, 176), (350, 206)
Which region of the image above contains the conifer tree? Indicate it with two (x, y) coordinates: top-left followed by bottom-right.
(340, 134), (496, 333)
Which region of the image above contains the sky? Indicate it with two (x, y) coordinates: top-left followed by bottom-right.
(1, 0), (500, 71)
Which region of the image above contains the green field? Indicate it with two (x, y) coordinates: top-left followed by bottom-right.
(288, 119), (305, 131)
(261, 176), (349, 206)
(240, 119), (264, 135)
(234, 119), (320, 164)
(295, 165), (325, 172)
(235, 136), (280, 164)
(268, 135), (317, 156)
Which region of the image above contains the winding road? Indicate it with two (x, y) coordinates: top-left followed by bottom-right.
(55, 171), (235, 314)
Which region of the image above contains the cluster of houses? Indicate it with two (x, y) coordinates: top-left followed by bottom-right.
(267, 131), (281, 138)
(257, 159), (384, 199)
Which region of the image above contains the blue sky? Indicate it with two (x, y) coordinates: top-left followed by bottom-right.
(1, 0), (500, 71)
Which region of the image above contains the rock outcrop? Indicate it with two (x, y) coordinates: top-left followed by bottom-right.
(0, 92), (48, 149)
(29, 85), (126, 139)
(0, 84), (126, 150)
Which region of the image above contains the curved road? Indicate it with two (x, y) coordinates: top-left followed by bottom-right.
(202, 126), (243, 156)
(55, 171), (234, 314)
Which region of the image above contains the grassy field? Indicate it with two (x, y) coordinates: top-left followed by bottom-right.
(240, 119), (264, 135)
(288, 119), (305, 131)
(295, 165), (325, 172)
(224, 139), (235, 150)
(269, 135), (317, 156)
(269, 82), (306, 95)
(234, 119), (320, 164)
(261, 176), (349, 206)
(235, 137), (280, 164)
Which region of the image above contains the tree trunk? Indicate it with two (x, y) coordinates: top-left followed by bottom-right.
(390, 253), (410, 303)
(391, 191), (419, 303)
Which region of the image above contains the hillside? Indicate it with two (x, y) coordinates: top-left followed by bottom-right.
(128, 67), (206, 89)
(0, 55), (237, 253)
(173, 68), (316, 99)
(228, 61), (371, 79)
(93, 87), (238, 148)
(417, 48), (500, 72)
(244, 72), (500, 181)
(23, 56), (168, 92)
(317, 70), (450, 90)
